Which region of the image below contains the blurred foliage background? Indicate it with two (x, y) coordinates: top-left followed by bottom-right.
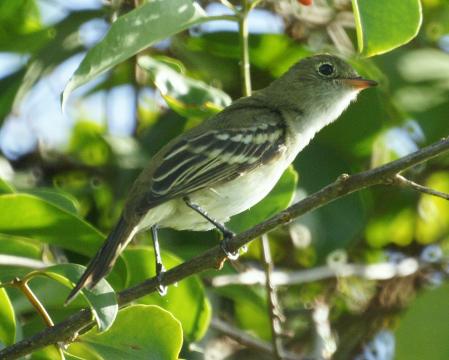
(0, 0), (449, 359)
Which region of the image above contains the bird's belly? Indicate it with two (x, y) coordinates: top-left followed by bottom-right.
(138, 159), (289, 232)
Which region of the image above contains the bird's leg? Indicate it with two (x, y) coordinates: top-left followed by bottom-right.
(183, 196), (239, 260)
(151, 225), (167, 296)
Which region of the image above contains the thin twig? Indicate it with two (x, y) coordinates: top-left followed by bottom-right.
(249, 0), (263, 11)
(210, 257), (421, 287)
(12, 278), (54, 328)
(211, 318), (307, 360)
(238, 0), (252, 96)
(1, 137), (449, 359)
(392, 174), (449, 200)
(206, 14), (239, 22)
(260, 234), (285, 359)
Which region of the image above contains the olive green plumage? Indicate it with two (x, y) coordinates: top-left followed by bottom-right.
(66, 54), (376, 303)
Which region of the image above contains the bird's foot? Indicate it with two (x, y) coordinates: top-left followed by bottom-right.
(221, 230), (239, 260)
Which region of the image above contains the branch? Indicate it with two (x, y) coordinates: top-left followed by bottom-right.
(392, 174), (449, 200)
(260, 234), (285, 359)
(210, 257), (421, 287)
(238, 0), (252, 96)
(1, 137), (448, 359)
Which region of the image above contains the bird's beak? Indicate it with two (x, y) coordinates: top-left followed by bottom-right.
(342, 77), (378, 90)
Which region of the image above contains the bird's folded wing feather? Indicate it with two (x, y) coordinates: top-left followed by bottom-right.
(133, 118), (286, 215)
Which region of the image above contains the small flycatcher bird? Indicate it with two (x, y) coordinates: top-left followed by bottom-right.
(66, 54), (377, 303)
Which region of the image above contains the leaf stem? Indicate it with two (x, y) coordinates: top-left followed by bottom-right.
(205, 14), (239, 22)
(238, 0), (252, 96)
(12, 277), (54, 328)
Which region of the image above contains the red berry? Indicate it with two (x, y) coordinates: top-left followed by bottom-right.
(297, 0), (312, 5)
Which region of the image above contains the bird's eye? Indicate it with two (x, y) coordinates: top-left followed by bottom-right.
(318, 63), (334, 76)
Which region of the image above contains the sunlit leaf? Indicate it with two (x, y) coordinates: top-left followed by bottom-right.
(0, 288), (15, 346)
(416, 172), (449, 244)
(30, 345), (63, 360)
(62, 351), (90, 360)
(138, 55), (231, 117)
(68, 121), (111, 167)
(0, 233), (41, 259)
(33, 264), (117, 332)
(62, 0), (207, 108)
(68, 305), (183, 360)
(352, 0), (422, 56)
(26, 188), (79, 215)
(0, 178), (15, 195)
(0, 193), (104, 256)
(366, 208), (415, 247)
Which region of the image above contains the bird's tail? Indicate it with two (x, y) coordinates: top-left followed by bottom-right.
(65, 216), (136, 305)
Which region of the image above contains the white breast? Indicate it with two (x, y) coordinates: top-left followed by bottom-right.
(137, 153), (290, 232)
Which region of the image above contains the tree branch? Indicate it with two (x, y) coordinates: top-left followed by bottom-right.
(392, 174), (449, 200)
(1, 137), (448, 359)
(260, 234), (285, 359)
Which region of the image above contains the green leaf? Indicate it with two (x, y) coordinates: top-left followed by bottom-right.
(0, 288), (16, 346)
(229, 166), (298, 233)
(0, 178), (15, 195)
(352, 0), (422, 56)
(62, 0), (207, 108)
(68, 121), (112, 167)
(138, 56), (232, 117)
(122, 247), (211, 341)
(62, 352), (87, 360)
(0, 193), (104, 256)
(0, 0), (42, 49)
(30, 346), (63, 360)
(215, 285), (270, 340)
(26, 189), (80, 215)
(416, 172), (449, 244)
(33, 264), (118, 332)
(0, 233), (41, 259)
(395, 283), (449, 359)
(366, 208), (415, 247)
(68, 305), (183, 360)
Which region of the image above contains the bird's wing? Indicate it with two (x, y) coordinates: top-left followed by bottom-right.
(133, 118), (286, 215)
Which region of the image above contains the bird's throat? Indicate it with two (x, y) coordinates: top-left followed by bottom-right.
(283, 90), (359, 161)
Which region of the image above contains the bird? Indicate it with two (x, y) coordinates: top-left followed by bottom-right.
(66, 54), (377, 303)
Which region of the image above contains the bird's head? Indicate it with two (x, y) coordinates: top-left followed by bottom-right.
(263, 54), (377, 120)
